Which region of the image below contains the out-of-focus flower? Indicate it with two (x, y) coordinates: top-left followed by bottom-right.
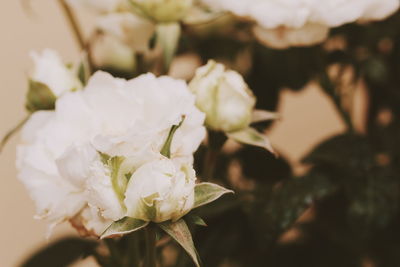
(91, 34), (137, 74)
(190, 60), (277, 154)
(17, 71), (207, 235)
(97, 13), (155, 53)
(199, 0), (400, 48)
(66, 0), (124, 13)
(253, 23), (329, 49)
(30, 49), (82, 97)
(130, 0), (193, 22)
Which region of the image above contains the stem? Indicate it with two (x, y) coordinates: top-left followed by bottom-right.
(104, 239), (122, 267)
(320, 71), (354, 133)
(58, 0), (85, 50)
(0, 114), (30, 153)
(127, 232), (141, 267)
(144, 226), (157, 267)
(203, 131), (227, 181)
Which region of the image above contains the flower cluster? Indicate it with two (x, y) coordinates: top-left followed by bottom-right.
(200, 0), (400, 48)
(17, 65), (234, 237)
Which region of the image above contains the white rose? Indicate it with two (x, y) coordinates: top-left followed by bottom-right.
(253, 23), (329, 50)
(200, 0), (399, 48)
(124, 157), (196, 223)
(30, 49), (82, 97)
(91, 34), (137, 73)
(66, 0), (123, 13)
(97, 13), (155, 53)
(17, 71), (206, 234)
(131, 0), (193, 22)
(189, 60), (255, 133)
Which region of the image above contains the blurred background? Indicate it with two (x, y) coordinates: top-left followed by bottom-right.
(0, 1), (368, 266)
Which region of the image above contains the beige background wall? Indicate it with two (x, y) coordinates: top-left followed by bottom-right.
(0, 1), (349, 266)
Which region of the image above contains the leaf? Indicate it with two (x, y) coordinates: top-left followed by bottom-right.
(25, 80), (57, 112)
(101, 217), (148, 239)
(159, 219), (200, 267)
(20, 237), (98, 267)
(251, 110), (280, 124)
(160, 116), (185, 158)
(156, 22), (181, 72)
(186, 214), (207, 227)
(193, 182), (233, 209)
(228, 127), (275, 155)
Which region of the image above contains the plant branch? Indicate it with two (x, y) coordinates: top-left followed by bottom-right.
(0, 114), (30, 153)
(144, 226), (157, 267)
(319, 71), (354, 133)
(58, 0), (85, 50)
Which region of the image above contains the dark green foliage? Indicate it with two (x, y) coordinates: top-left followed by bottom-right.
(19, 237), (98, 267)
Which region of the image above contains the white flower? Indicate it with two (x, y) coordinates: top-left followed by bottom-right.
(190, 60), (255, 133)
(253, 23), (329, 50)
(91, 34), (137, 73)
(200, 0), (400, 48)
(190, 60), (277, 154)
(66, 0), (123, 13)
(131, 0), (193, 22)
(97, 13), (155, 53)
(124, 157), (196, 223)
(17, 71), (206, 235)
(30, 49), (81, 97)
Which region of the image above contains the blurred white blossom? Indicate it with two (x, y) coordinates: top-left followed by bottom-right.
(200, 0), (400, 48)
(130, 0), (193, 22)
(30, 49), (82, 97)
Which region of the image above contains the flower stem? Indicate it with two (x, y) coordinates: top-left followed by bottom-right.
(0, 114), (30, 153)
(144, 226), (157, 267)
(203, 131), (227, 181)
(58, 0), (85, 50)
(319, 71), (354, 133)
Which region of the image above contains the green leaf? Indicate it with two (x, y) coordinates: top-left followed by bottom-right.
(186, 214), (207, 227)
(251, 110), (280, 124)
(101, 217), (148, 239)
(160, 116), (185, 158)
(227, 127), (275, 155)
(26, 80), (57, 112)
(193, 182), (233, 209)
(20, 237), (98, 267)
(159, 219), (200, 267)
(78, 55), (91, 86)
(156, 22), (181, 72)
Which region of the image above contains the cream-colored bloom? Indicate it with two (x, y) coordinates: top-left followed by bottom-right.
(124, 157), (196, 222)
(66, 0), (123, 13)
(30, 49), (81, 97)
(91, 34), (136, 73)
(200, 0), (400, 48)
(131, 0), (193, 22)
(190, 60), (255, 133)
(253, 23), (329, 49)
(17, 71), (206, 235)
(97, 13), (155, 53)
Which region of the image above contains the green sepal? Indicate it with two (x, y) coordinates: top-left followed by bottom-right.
(193, 182), (233, 209)
(101, 217), (148, 239)
(251, 109), (280, 123)
(160, 116), (185, 158)
(186, 214), (207, 227)
(159, 219), (200, 267)
(26, 80), (57, 112)
(227, 127), (276, 156)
